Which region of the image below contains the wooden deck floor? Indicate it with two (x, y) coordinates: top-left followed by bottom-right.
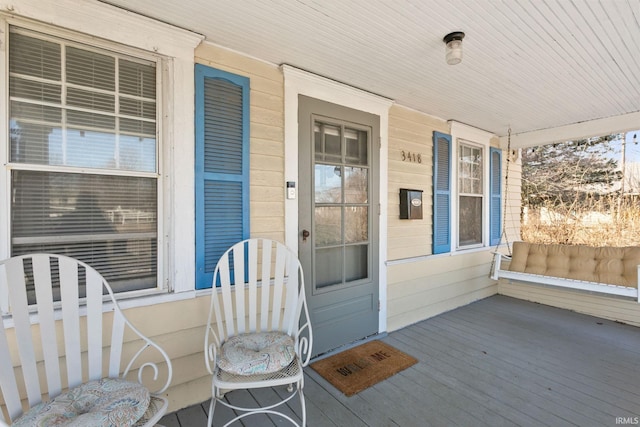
(160, 295), (640, 426)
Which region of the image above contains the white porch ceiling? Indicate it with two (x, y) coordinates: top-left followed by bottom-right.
(100, 0), (640, 147)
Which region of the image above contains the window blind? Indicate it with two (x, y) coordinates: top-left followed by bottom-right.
(8, 27), (159, 296)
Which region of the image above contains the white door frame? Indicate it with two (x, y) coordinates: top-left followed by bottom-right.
(282, 65), (393, 334)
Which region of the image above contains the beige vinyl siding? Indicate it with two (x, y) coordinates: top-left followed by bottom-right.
(387, 105), (447, 261)
(115, 300), (212, 412)
(498, 281), (640, 327)
(387, 251), (498, 332)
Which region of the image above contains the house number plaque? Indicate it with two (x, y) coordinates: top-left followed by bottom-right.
(401, 150), (422, 163)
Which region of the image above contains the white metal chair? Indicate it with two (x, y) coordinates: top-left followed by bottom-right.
(204, 239), (312, 426)
(0, 254), (172, 426)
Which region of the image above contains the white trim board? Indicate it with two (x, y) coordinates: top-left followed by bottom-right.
(500, 111), (640, 149)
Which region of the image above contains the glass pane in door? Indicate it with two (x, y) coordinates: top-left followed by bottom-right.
(315, 165), (342, 203)
(344, 167), (367, 203)
(315, 207), (341, 246)
(315, 123), (341, 162)
(315, 247), (343, 288)
(345, 207), (368, 243)
(313, 119), (370, 290)
(345, 245), (368, 282)
(345, 128), (367, 165)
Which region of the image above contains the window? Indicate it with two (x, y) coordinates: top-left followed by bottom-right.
(194, 65), (250, 289)
(432, 126), (501, 254)
(458, 141), (483, 247)
(7, 26), (160, 295)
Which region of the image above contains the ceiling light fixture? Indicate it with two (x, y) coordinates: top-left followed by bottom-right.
(443, 31), (465, 65)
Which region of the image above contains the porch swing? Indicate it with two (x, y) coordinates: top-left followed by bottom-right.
(490, 131), (640, 302)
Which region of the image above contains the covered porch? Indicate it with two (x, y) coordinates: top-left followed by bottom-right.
(161, 295), (640, 426)
(2, 0), (640, 421)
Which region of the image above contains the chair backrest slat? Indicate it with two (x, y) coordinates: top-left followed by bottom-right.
(58, 257), (83, 389)
(218, 257), (235, 339)
(0, 327), (19, 423)
(233, 244), (246, 333)
(210, 283), (225, 343)
(0, 285), (23, 420)
(109, 310), (125, 378)
(86, 267), (104, 381)
(270, 243), (286, 331)
(247, 239), (258, 332)
(259, 239), (272, 331)
(5, 258), (41, 407)
(283, 253), (299, 335)
(31, 255), (62, 397)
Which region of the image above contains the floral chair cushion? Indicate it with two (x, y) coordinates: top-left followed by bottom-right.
(131, 395), (168, 427)
(218, 331), (296, 375)
(13, 377), (150, 427)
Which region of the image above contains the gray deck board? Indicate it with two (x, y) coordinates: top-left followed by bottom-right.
(161, 295), (640, 426)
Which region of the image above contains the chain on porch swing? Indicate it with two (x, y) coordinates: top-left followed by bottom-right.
(489, 127), (514, 277)
(500, 127), (514, 255)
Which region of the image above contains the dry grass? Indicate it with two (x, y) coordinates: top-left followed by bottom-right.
(521, 196), (640, 247)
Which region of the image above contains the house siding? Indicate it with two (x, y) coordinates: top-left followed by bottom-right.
(387, 106), (446, 260)
(498, 282), (640, 327)
(133, 298), (212, 412)
(387, 252), (499, 331)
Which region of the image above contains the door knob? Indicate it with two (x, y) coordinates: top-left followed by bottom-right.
(302, 229), (310, 242)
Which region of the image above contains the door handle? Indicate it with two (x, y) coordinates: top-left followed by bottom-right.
(302, 229), (310, 242)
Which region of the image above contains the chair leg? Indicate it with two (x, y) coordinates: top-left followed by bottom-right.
(207, 396), (216, 427)
(299, 385), (306, 427)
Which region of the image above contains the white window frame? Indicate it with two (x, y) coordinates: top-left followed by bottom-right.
(449, 121), (494, 252)
(0, 1), (203, 303)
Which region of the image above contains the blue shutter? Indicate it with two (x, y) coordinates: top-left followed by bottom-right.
(195, 64), (250, 289)
(432, 131), (451, 254)
(489, 147), (502, 246)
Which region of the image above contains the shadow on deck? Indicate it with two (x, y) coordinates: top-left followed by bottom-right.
(161, 295), (640, 426)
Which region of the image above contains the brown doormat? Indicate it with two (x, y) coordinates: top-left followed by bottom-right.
(310, 340), (418, 396)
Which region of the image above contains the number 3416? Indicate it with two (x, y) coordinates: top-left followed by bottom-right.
(401, 150), (422, 163)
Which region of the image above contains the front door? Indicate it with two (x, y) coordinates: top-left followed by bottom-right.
(298, 95), (379, 357)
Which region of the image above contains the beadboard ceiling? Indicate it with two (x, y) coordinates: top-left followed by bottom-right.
(101, 0), (640, 147)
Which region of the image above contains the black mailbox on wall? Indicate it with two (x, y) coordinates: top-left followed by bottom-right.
(399, 188), (423, 219)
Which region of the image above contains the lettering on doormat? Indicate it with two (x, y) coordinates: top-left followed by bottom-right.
(336, 351), (391, 376)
